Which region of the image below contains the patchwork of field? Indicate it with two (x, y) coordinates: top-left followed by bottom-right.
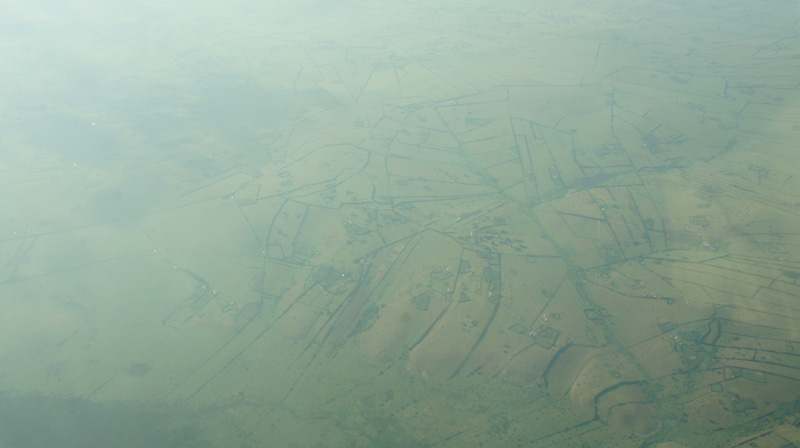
(1, 0), (799, 447)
